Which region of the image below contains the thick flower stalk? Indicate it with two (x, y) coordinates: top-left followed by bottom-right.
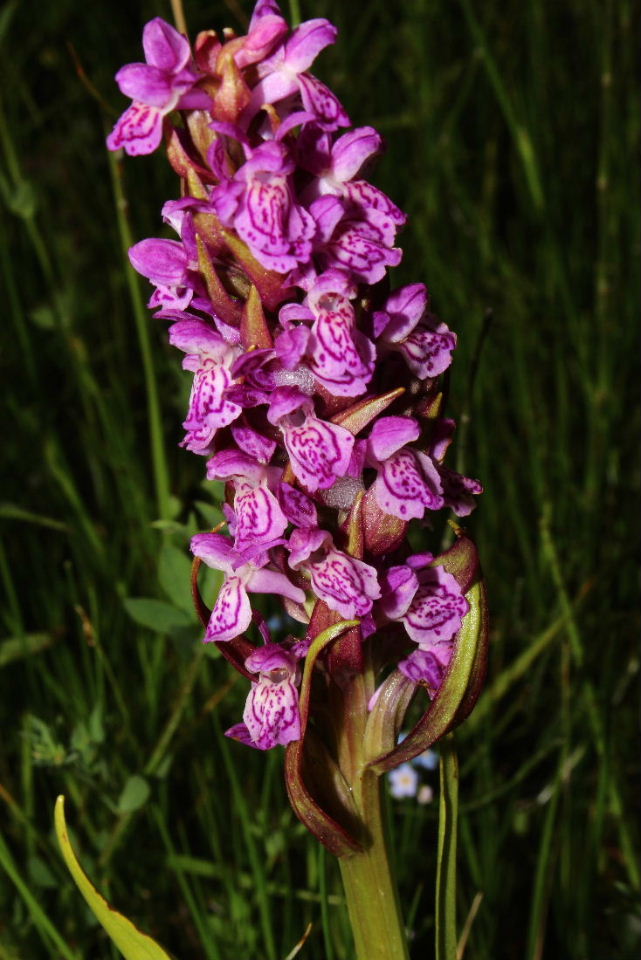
(108, 5), (488, 957)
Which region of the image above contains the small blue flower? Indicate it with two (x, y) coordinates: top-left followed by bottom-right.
(397, 732), (439, 771)
(388, 763), (419, 799)
(412, 748), (439, 771)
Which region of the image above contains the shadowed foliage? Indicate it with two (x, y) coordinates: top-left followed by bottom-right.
(1, 0), (638, 958)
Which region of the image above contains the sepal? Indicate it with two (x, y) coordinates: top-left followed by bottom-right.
(331, 386), (404, 436)
(196, 236), (243, 326)
(241, 284), (273, 349)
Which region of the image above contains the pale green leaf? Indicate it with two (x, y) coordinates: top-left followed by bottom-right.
(123, 598), (192, 633)
(117, 775), (151, 814)
(157, 543), (194, 614)
(54, 796), (175, 960)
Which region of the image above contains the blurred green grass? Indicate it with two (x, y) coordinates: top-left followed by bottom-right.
(0, 0), (639, 957)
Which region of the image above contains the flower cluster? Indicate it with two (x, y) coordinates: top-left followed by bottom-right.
(108, 3), (483, 775)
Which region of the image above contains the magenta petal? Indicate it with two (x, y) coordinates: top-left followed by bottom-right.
(235, 15), (288, 68)
(231, 424), (276, 463)
(397, 323), (457, 379)
(310, 195), (345, 242)
(284, 415), (354, 492)
(177, 89), (212, 109)
(327, 223), (402, 284)
(250, 0), (284, 29)
(297, 73), (350, 130)
(304, 268), (356, 306)
(287, 527), (329, 568)
(278, 482), (318, 528)
(346, 181), (406, 227)
(267, 386), (310, 424)
(309, 311), (375, 396)
(234, 487), (288, 550)
(106, 102), (164, 156)
(182, 361), (242, 452)
(168, 320), (227, 357)
(115, 64), (172, 108)
(331, 126), (382, 182)
(368, 416), (420, 463)
(401, 566), (470, 645)
(224, 722), (258, 748)
(274, 326), (311, 370)
(284, 19), (338, 73)
(439, 467), (483, 517)
(245, 644), (297, 674)
(246, 72), (299, 116)
(379, 564), (419, 619)
(142, 17), (191, 73)
(205, 575), (252, 642)
(245, 567), (306, 605)
(374, 449), (443, 520)
(129, 238), (187, 284)
(190, 532), (235, 572)
(236, 180), (292, 269)
(243, 675), (301, 749)
(309, 550), (381, 619)
(206, 449), (265, 483)
(398, 648), (449, 692)
(382, 283), (428, 341)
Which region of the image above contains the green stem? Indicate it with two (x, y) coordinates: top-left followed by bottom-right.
(335, 669), (410, 960)
(435, 735), (459, 960)
(338, 769), (410, 960)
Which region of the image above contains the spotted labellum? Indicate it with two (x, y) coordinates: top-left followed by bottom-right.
(110, 0), (488, 856)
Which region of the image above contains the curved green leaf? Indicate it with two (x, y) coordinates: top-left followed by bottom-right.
(369, 578), (488, 773)
(284, 619), (364, 856)
(54, 796), (175, 960)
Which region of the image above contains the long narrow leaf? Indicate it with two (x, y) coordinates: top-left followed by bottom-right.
(54, 796), (175, 960)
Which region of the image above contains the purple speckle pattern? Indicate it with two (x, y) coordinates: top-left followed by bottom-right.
(401, 566), (470, 646)
(283, 414), (354, 492)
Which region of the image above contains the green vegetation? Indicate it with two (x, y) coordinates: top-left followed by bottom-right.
(1, 0), (638, 957)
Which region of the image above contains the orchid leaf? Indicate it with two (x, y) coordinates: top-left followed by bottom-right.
(435, 737), (459, 960)
(54, 796), (176, 960)
(369, 577), (487, 773)
(285, 619), (364, 856)
(363, 671), (417, 762)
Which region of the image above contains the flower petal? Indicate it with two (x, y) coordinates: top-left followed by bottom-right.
(278, 482), (318, 528)
(284, 415), (354, 492)
(142, 17), (191, 73)
(234, 487), (288, 550)
(368, 416), (420, 463)
(115, 64), (173, 108)
(106, 102), (164, 156)
(205, 574), (252, 642)
(243, 676), (301, 748)
(284, 19), (337, 73)
(182, 361), (242, 453)
(190, 532), (235, 572)
(309, 550), (380, 619)
(402, 566), (470, 645)
(373, 448), (443, 519)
